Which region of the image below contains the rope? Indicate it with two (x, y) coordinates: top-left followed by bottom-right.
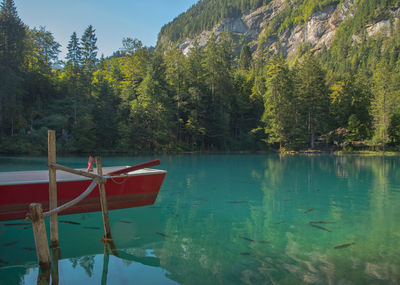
(110, 175), (128, 185)
(42, 178), (101, 218)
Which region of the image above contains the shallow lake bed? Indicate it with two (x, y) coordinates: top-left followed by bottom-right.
(0, 154), (399, 284)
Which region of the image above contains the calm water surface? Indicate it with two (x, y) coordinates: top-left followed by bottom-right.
(0, 154), (399, 284)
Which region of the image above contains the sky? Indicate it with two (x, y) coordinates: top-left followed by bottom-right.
(14, 0), (199, 59)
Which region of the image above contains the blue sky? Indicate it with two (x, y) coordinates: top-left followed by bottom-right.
(14, 0), (199, 59)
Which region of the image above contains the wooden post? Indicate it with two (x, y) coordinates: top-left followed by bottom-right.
(50, 246), (61, 285)
(48, 130), (58, 246)
(37, 266), (51, 285)
(107, 239), (119, 257)
(48, 163), (102, 180)
(101, 243), (110, 285)
(30, 203), (51, 269)
(96, 157), (112, 240)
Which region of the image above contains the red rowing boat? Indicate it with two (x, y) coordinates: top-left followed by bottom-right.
(0, 160), (166, 221)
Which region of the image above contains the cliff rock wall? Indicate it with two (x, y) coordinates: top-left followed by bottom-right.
(162, 0), (399, 58)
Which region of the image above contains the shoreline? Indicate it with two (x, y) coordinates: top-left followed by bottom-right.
(1, 149), (399, 157)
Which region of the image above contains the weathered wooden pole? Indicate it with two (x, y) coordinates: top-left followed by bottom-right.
(37, 266), (51, 285)
(48, 130), (58, 246)
(101, 243), (110, 285)
(95, 157), (112, 240)
(50, 246), (61, 285)
(29, 203), (51, 269)
(107, 239), (119, 257)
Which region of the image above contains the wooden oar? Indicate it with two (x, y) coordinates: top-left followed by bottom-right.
(105, 159), (161, 176)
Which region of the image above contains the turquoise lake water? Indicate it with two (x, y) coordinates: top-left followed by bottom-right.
(0, 154), (399, 284)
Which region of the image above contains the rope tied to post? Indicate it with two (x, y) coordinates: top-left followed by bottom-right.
(25, 178), (102, 221)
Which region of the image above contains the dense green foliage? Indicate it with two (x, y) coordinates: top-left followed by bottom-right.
(321, 0), (400, 74)
(0, 0), (400, 154)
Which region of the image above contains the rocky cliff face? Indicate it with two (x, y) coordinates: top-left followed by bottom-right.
(273, 0), (355, 58)
(174, 0), (287, 56)
(163, 0), (399, 58)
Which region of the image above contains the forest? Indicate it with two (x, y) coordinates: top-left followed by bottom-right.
(0, 0), (399, 154)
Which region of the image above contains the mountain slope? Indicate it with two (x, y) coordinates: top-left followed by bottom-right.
(158, 0), (269, 46)
(157, 0), (400, 61)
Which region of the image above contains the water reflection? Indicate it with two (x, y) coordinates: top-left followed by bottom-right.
(0, 154), (399, 284)
(0, 239), (171, 284)
(102, 243), (109, 285)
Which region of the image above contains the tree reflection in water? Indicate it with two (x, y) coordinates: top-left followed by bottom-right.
(0, 155), (399, 284)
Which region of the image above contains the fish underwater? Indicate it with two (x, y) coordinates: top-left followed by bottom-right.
(334, 242), (355, 249)
(23, 247), (34, 251)
(84, 226), (101, 230)
(239, 236), (255, 242)
(59, 220), (81, 225)
(309, 224), (331, 232)
(156, 232), (169, 238)
(3, 241), (18, 247)
(4, 223), (30, 226)
(304, 208), (314, 214)
(240, 236), (270, 244)
(257, 240), (271, 244)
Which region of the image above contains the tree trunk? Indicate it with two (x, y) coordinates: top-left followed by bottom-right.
(309, 112), (314, 149)
(311, 130), (315, 149)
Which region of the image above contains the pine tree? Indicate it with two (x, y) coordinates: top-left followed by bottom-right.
(203, 34), (219, 102)
(239, 44), (252, 70)
(250, 44), (266, 102)
(371, 60), (400, 150)
(66, 31), (81, 71)
(22, 27), (61, 133)
(130, 51), (172, 150)
(165, 48), (188, 141)
(232, 68), (256, 147)
(79, 25), (98, 112)
(262, 56), (295, 148)
(92, 74), (120, 150)
(0, 0), (26, 135)
(202, 32), (234, 148)
(29, 27), (60, 68)
(65, 32), (83, 124)
(185, 41), (207, 146)
(295, 53), (330, 149)
(0, 0), (25, 68)
(80, 25), (98, 74)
